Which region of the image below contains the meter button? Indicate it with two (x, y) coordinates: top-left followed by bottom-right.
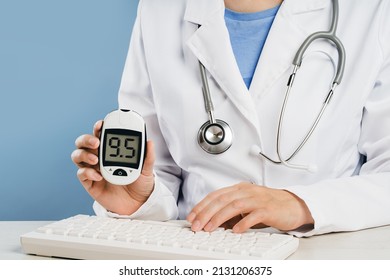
(113, 169), (128, 177)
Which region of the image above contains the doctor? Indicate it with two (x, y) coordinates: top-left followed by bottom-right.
(72, 0), (390, 237)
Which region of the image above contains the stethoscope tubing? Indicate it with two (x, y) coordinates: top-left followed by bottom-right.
(197, 0), (345, 172)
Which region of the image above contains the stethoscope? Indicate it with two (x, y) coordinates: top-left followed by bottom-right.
(197, 0), (346, 172)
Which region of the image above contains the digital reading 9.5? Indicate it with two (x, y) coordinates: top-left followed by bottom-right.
(105, 133), (140, 164)
(103, 128), (142, 169)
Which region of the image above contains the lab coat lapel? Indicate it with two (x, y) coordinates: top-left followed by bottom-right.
(184, 0), (260, 129)
(249, 0), (329, 97)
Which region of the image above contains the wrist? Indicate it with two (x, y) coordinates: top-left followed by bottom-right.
(127, 182), (155, 204)
(292, 192), (314, 226)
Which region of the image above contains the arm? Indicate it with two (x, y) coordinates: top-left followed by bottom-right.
(94, 0), (182, 221)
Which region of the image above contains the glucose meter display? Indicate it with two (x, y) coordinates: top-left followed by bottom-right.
(103, 129), (142, 168)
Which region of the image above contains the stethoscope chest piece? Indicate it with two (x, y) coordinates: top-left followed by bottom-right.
(198, 119), (233, 154)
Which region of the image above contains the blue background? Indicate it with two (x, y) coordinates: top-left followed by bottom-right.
(0, 0), (139, 220)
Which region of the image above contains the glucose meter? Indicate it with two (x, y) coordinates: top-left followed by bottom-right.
(99, 109), (147, 185)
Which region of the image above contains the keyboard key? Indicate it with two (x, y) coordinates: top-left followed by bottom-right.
(214, 246), (230, 253)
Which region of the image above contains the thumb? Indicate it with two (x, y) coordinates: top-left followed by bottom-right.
(141, 140), (155, 177)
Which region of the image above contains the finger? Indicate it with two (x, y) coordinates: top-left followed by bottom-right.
(141, 141), (155, 177)
(71, 149), (99, 167)
(187, 186), (237, 223)
(77, 167), (103, 189)
(201, 186), (267, 232)
(227, 196), (271, 232)
(232, 210), (268, 233)
(220, 215), (242, 229)
(189, 188), (250, 231)
(75, 134), (100, 150)
(93, 120), (103, 138)
(202, 198), (249, 232)
(220, 215), (267, 231)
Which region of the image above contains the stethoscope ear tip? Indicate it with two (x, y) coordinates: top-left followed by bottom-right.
(250, 144), (318, 173)
(307, 165), (318, 173)
(250, 145), (262, 156)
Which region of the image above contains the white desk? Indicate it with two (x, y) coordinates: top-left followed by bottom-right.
(1, 221), (390, 260)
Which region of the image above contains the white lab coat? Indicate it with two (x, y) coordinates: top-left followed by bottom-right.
(94, 0), (390, 237)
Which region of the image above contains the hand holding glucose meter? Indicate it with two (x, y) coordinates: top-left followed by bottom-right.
(99, 109), (147, 185)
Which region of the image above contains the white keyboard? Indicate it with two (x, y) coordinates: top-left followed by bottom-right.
(20, 215), (298, 260)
